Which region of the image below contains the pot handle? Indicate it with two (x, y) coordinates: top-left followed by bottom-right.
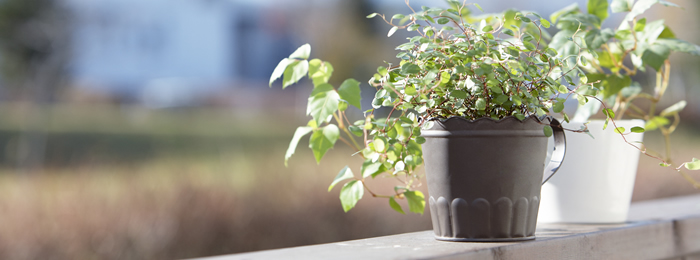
(542, 117), (566, 185)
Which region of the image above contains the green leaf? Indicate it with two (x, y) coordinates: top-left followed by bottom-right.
(641, 44), (671, 71)
(543, 125), (553, 137)
(585, 28), (615, 49)
(634, 18), (647, 31)
(285, 126), (313, 166)
(603, 74), (631, 98)
(603, 108), (616, 118)
(475, 98), (486, 110)
(658, 26), (676, 39)
(656, 39), (700, 56)
(401, 63), (421, 74)
(451, 90), (467, 99)
(282, 60), (310, 89)
(340, 180), (364, 212)
(684, 158), (700, 170)
(404, 191), (425, 214)
(611, 0), (633, 13)
(308, 59), (334, 85)
(338, 79), (362, 109)
(388, 26), (399, 37)
(622, 0), (681, 28)
(645, 116), (670, 130)
(473, 3), (484, 12)
(270, 58), (291, 87)
(437, 17), (450, 24)
(660, 100), (686, 116)
(309, 124), (340, 164)
(373, 138), (385, 152)
(631, 126), (645, 133)
(389, 198), (405, 214)
(404, 85), (418, 95)
(503, 9), (522, 30)
(540, 18), (551, 28)
(289, 44), (311, 60)
(366, 13), (378, 18)
(307, 83), (340, 123)
(553, 101), (565, 113)
(338, 100), (348, 111)
(551, 3), (579, 23)
(362, 160), (383, 178)
(614, 127), (626, 134)
(392, 14), (405, 20)
(329, 166), (355, 192)
(482, 25), (493, 32)
(588, 0), (609, 23)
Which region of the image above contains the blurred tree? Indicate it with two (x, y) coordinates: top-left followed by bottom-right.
(0, 0), (71, 171)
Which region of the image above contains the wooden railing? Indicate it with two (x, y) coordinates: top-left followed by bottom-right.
(196, 194), (700, 260)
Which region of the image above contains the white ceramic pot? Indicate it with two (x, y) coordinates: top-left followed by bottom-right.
(538, 119), (645, 223)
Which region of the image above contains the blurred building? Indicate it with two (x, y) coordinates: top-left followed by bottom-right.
(64, 0), (299, 107)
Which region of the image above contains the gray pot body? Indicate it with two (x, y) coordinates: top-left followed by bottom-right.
(422, 116), (565, 242)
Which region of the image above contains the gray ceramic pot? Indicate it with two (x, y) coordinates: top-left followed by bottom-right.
(421, 116), (566, 242)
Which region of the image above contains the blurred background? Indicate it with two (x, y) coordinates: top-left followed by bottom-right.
(0, 0), (697, 259)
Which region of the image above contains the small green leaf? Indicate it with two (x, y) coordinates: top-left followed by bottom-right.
(285, 126), (313, 166)
(475, 98), (486, 110)
(631, 126), (645, 133)
(614, 127), (626, 134)
(366, 13), (378, 18)
(660, 162), (671, 167)
(543, 125), (553, 137)
(451, 90), (467, 99)
(401, 63), (421, 74)
(289, 43), (311, 60)
(404, 85), (418, 95)
(308, 59), (334, 85)
(684, 158), (700, 170)
(437, 17), (450, 24)
(340, 180), (364, 212)
(373, 138), (386, 152)
(611, 0), (632, 13)
(644, 116), (670, 131)
(338, 100), (348, 111)
(473, 3), (484, 12)
(540, 18), (551, 28)
(309, 124), (340, 164)
(603, 108), (615, 118)
(482, 25), (493, 32)
(634, 18), (647, 31)
(553, 101), (565, 113)
(587, 0), (609, 23)
(270, 58), (291, 87)
(404, 191), (425, 214)
(282, 60), (309, 89)
(389, 197), (405, 214)
(550, 3), (579, 23)
(388, 26), (399, 37)
(338, 79), (362, 109)
(659, 100), (687, 117)
(329, 166), (355, 192)
(392, 14), (405, 20)
(362, 160), (383, 178)
(307, 84), (340, 123)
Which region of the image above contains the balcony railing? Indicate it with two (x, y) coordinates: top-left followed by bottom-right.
(196, 194), (700, 260)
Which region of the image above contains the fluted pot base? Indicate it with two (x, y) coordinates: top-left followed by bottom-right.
(435, 236), (535, 242)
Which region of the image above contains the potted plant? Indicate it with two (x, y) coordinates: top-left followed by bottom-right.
(538, 0), (700, 223)
(269, 1), (597, 241)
